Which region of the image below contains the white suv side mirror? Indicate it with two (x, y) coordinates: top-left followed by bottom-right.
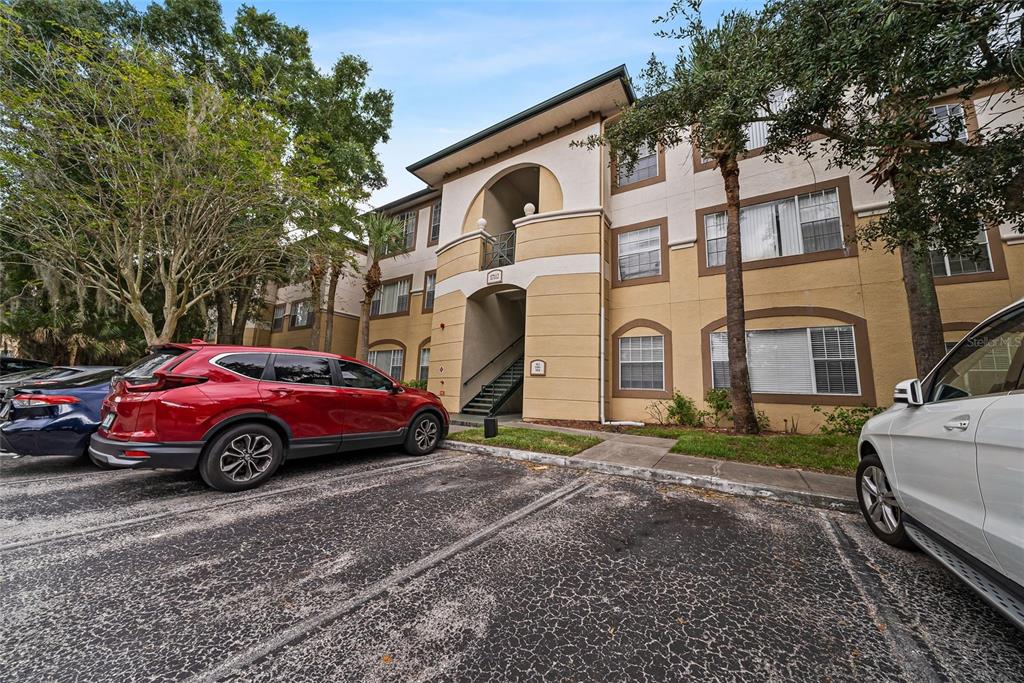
(893, 378), (923, 407)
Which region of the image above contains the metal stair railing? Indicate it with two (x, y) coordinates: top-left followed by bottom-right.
(475, 355), (524, 416)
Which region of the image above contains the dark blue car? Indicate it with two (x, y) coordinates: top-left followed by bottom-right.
(0, 368), (119, 460)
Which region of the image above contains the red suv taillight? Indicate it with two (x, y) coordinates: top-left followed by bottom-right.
(123, 370), (208, 393)
(11, 394), (80, 407)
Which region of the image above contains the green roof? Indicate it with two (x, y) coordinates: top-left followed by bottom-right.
(406, 65), (634, 174)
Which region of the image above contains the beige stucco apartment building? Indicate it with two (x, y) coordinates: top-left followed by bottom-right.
(251, 66), (1024, 429)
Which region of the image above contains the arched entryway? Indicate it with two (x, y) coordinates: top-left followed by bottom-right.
(459, 283), (526, 416)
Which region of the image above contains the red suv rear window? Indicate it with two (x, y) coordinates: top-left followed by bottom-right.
(118, 348), (186, 384)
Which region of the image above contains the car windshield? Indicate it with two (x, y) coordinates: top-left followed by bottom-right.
(0, 368), (53, 383)
(117, 348), (186, 383)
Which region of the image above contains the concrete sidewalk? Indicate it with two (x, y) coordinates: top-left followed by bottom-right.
(445, 422), (857, 512)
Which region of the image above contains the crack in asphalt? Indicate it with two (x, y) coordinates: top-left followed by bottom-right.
(819, 511), (946, 682)
(0, 455), (452, 552)
(189, 476), (593, 683)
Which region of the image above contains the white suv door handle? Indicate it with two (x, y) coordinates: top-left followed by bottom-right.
(944, 417), (971, 431)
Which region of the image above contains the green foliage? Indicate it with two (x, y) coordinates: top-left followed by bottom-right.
(765, 0), (1024, 256)
(669, 431), (859, 475)
(702, 388), (732, 428)
(402, 378), (427, 390)
(666, 391), (702, 427)
(812, 405), (886, 436)
(756, 410), (771, 433)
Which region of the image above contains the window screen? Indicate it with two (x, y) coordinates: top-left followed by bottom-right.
(616, 143), (658, 186)
(617, 226), (662, 281)
(371, 279), (411, 316)
(712, 326), (859, 395)
(619, 335), (664, 390)
(705, 188), (843, 267)
(930, 229), (992, 277)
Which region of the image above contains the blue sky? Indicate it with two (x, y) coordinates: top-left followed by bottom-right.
(211, 1), (746, 206)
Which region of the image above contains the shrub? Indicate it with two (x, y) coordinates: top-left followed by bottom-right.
(702, 388), (732, 428)
(402, 378), (428, 390)
(756, 410), (771, 432)
(667, 391), (702, 427)
(812, 404), (885, 436)
(645, 400), (671, 425)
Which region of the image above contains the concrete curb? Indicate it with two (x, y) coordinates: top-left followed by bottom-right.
(441, 440), (858, 513)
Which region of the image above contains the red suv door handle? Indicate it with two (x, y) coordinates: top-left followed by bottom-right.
(269, 387), (293, 396)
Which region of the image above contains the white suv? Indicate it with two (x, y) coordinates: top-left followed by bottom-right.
(858, 299), (1023, 631)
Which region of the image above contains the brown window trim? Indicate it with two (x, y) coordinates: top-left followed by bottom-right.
(426, 200), (441, 247)
(611, 319), (673, 399)
(695, 176), (858, 278)
(611, 144), (666, 195)
(368, 339), (407, 382)
(610, 219), (670, 288)
(370, 274), (414, 320)
(942, 321), (979, 333)
(699, 306), (876, 406)
(287, 299), (315, 331)
(931, 226), (1008, 285)
(421, 269), (437, 314)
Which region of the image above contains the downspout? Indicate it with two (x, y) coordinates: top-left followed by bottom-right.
(597, 113), (644, 427)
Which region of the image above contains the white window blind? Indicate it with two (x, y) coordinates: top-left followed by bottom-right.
(429, 200), (441, 243)
(418, 347), (430, 383)
(712, 326), (859, 395)
(619, 335), (664, 390)
(371, 279), (410, 316)
(705, 188), (842, 267)
(423, 272), (436, 310)
(617, 226), (661, 280)
(368, 349), (404, 380)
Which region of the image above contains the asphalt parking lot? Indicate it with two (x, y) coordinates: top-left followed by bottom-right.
(1, 450), (1022, 682)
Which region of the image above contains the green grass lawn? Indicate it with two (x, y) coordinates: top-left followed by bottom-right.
(446, 427), (601, 456)
(630, 426), (858, 474)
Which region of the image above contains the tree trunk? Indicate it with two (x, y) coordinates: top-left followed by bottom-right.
(308, 256), (326, 351)
(356, 252), (381, 362)
(230, 280), (254, 345)
(324, 267), (341, 353)
(899, 236), (946, 378)
(720, 153), (759, 434)
(215, 290), (233, 344)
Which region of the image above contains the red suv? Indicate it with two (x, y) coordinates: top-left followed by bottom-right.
(89, 343), (449, 491)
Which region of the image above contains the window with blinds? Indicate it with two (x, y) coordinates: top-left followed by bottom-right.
(616, 143), (658, 186)
(418, 347), (430, 383)
(385, 210), (417, 255)
(929, 229), (992, 277)
(371, 279), (410, 316)
(711, 325), (859, 395)
(429, 200), (441, 244)
(705, 187), (843, 267)
(368, 348), (404, 380)
(617, 226), (662, 281)
(423, 272), (436, 311)
(619, 335), (664, 390)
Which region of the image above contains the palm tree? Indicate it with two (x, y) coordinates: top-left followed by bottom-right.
(355, 213), (406, 361)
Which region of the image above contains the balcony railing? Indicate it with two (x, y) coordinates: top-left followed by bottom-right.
(481, 230), (516, 270)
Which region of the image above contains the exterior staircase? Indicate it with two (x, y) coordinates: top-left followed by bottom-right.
(461, 356), (524, 416)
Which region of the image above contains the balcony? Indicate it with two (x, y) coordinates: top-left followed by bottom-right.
(481, 230), (516, 270)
